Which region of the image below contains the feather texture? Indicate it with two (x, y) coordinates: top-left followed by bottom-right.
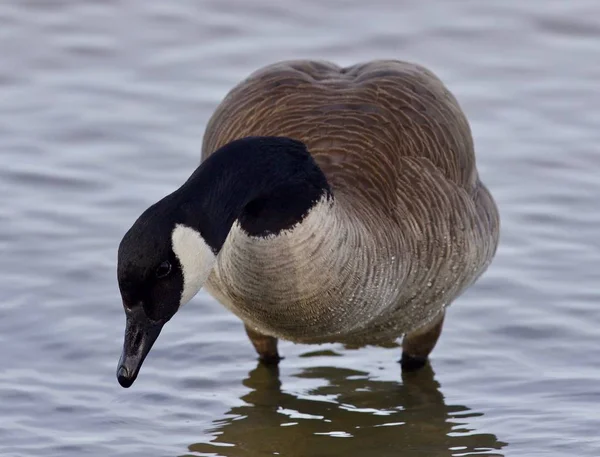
(201, 60), (500, 345)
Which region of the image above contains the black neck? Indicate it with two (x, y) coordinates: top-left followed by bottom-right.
(173, 136), (332, 252)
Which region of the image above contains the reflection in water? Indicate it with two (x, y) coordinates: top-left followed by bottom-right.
(184, 363), (507, 457)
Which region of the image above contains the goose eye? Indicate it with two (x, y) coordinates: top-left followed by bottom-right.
(155, 261), (172, 279)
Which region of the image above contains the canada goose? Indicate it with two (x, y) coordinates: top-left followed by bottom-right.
(116, 60), (500, 388)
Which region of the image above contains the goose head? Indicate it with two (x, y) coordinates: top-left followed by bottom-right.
(116, 198), (217, 388)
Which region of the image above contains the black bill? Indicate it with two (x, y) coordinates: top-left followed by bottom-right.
(116, 305), (165, 388)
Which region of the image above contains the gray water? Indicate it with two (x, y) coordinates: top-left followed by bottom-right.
(1, 1), (599, 456)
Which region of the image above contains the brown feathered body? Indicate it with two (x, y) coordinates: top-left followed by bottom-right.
(201, 60), (499, 346)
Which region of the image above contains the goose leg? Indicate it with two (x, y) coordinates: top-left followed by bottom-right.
(401, 310), (445, 371)
(245, 325), (281, 365)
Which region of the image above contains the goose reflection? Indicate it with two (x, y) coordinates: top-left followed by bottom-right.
(184, 360), (506, 457)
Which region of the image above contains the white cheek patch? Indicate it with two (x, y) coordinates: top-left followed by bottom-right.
(171, 224), (216, 307)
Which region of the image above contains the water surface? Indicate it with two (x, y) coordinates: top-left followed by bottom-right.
(1, 1), (599, 456)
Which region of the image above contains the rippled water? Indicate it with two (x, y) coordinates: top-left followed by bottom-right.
(1, 1), (599, 456)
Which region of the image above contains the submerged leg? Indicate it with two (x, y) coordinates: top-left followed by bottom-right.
(401, 310), (446, 371)
(245, 325), (281, 365)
